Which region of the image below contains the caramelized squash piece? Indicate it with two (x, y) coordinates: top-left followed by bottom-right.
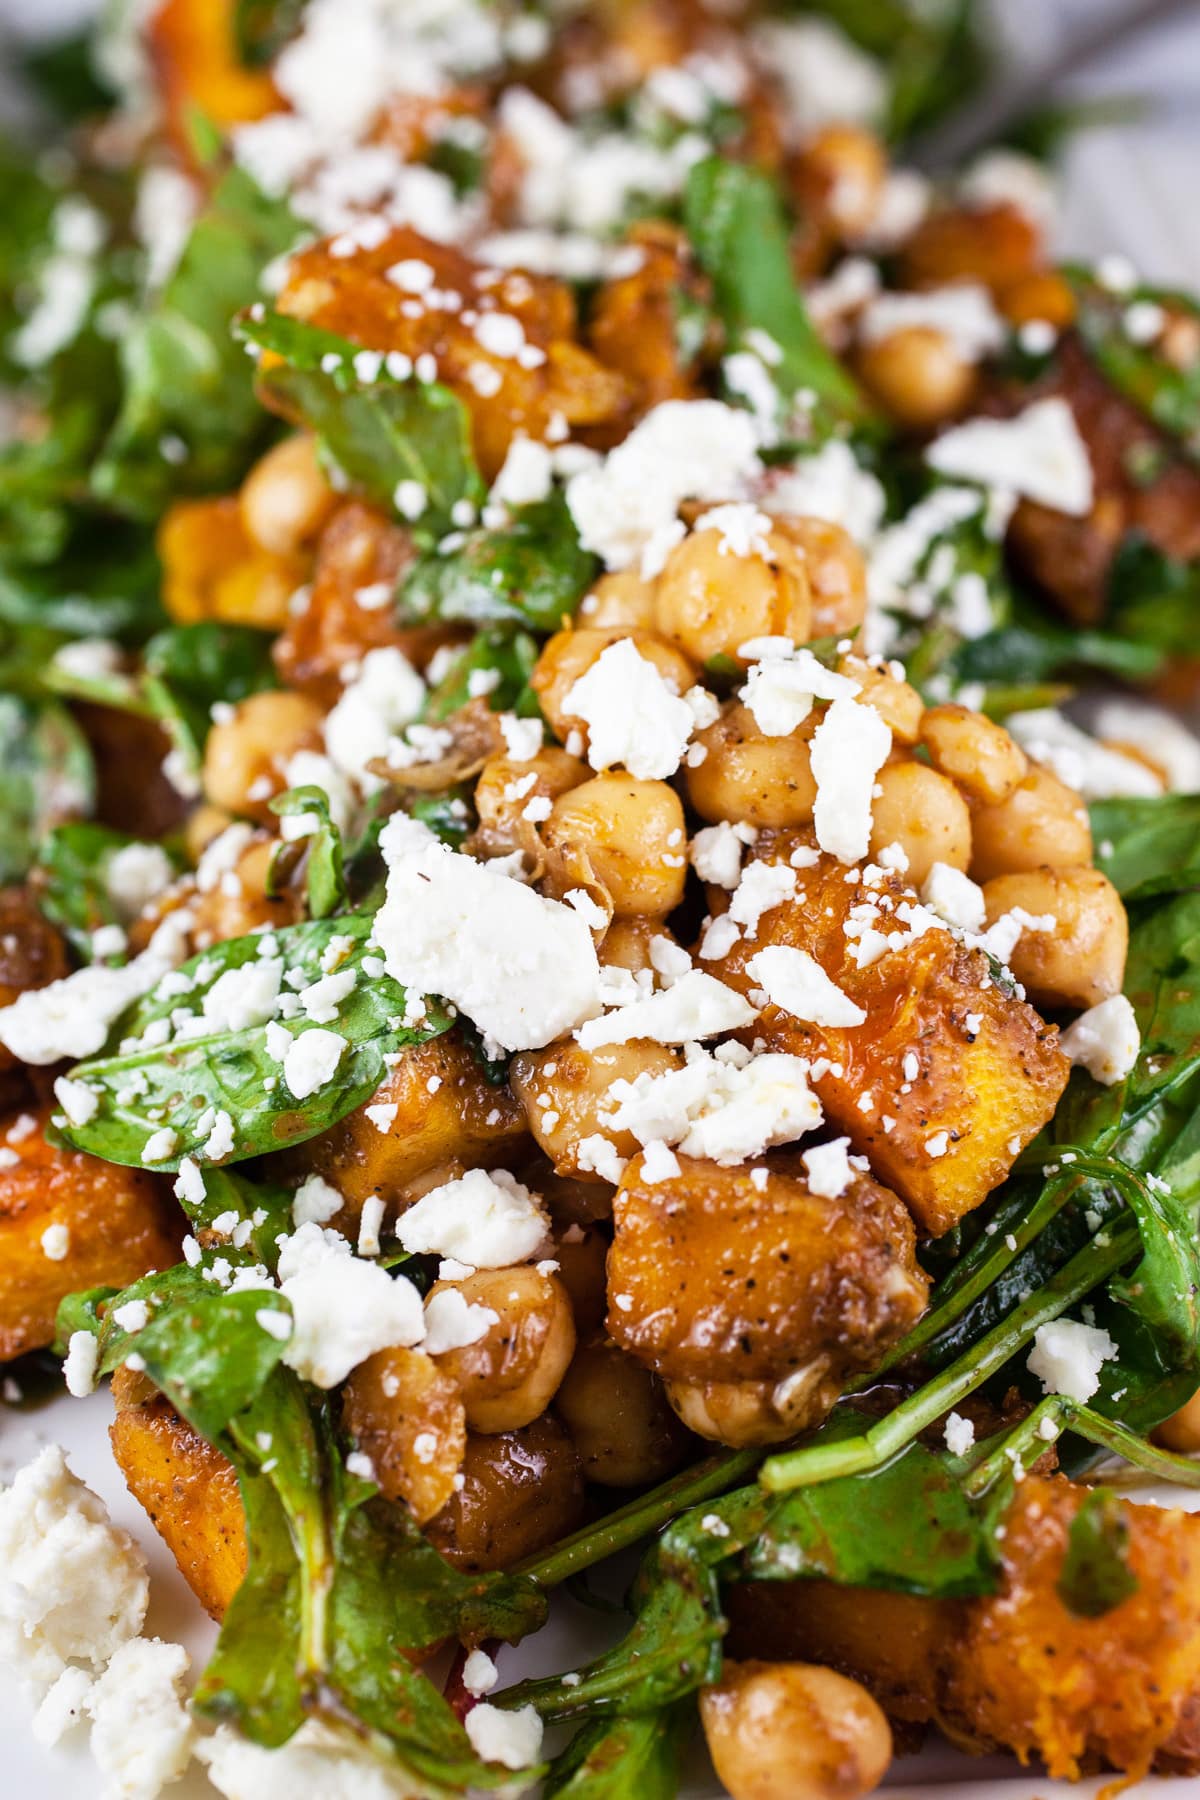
(158, 496), (306, 630)
(149, 0), (277, 163)
(710, 846), (1069, 1236)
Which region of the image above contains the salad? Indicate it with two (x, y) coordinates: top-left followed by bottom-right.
(4, 3), (1200, 1798)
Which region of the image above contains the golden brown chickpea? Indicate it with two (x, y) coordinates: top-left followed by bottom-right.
(798, 125), (887, 237)
(473, 747), (589, 845)
(838, 654), (923, 744)
(856, 326), (977, 431)
(982, 867), (1127, 1010)
(550, 1220), (610, 1337)
(700, 1660), (892, 1800)
(430, 1267), (576, 1434)
(997, 270), (1077, 330)
(556, 1338), (692, 1486)
(688, 703), (817, 829)
(578, 569), (658, 631)
(425, 1415), (585, 1572)
(920, 705), (1028, 805)
(190, 837), (302, 946)
(239, 433), (337, 556)
(654, 527), (811, 668)
(201, 688), (325, 818)
(532, 627), (697, 750)
(772, 517), (867, 639)
(544, 774), (687, 914)
(341, 1345), (465, 1524)
(1155, 1387), (1200, 1454)
(510, 1039), (681, 1178)
(183, 803), (235, 863)
(868, 760), (972, 886)
(665, 1365), (836, 1448)
(969, 764), (1092, 884)
(600, 915), (682, 979)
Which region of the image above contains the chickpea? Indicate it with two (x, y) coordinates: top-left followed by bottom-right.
(239, 433), (337, 556)
(532, 627), (696, 749)
(665, 1364), (835, 1448)
(550, 1220), (610, 1336)
(982, 867), (1127, 1010)
(557, 1338), (692, 1486)
(430, 1267), (576, 1434)
(1155, 1386), (1200, 1454)
(654, 527), (811, 668)
(838, 655), (923, 744)
(688, 703), (817, 829)
(867, 760), (972, 886)
(578, 569), (658, 632)
(510, 1039), (681, 1178)
(544, 774), (687, 915)
(857, 325), (977, 431)
(190, 838), (303, 945)
(920, 705), (1028, 805)
(700, 1660), (892, 1800)
(341, 1346), (465, 1524)
(184, 803), (235, 863)
(425, 1414), (585, 1572)
(969, 764), (1092, 884)
(772, 517), (867, 640)
(201, 688), (324, 818)
(798, 125), (887, 237)
(998, 270), (1076, 331)
(474, 747), (589, 847)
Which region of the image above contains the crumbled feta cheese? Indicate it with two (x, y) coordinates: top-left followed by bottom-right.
(1006, 708), (1162, 800)
(760, 439), (886, 545)
(752, 17), (884, 132)
(690, 821), (756, 889)
(728, 862), (797, 941)
(566, 400), (761, 573)
(575, 1134), (627, 1184)
(0, 912), (192, 1065)
(397, 1169), (546, 1267)
(563, 637), (697, 780)
(141, 1128), (178, 1166)
(859, 284), (1005, 362)
(63, 1331), (99, 1398)
(1059, 995), (1141, 1087)
(53, 1075), (100, 1129)
(926, 398), (1094, 517)
(292, 1173), (343, 1227)
(40, 1223), (70, 1262)
(943, 1412), (976, 1456)
(0, 1446), (147, 1688)
(746, 945), (866, 1027)
(577, 969), (755, 1050)
(604, 1045), (820, 1167)
(324, 647), (426, 789)
(86, 1636), (193, 1800)
(960, 149), (1055, 228)
(462, 1648), (499, 1697)
(810, 695), (892, 863)
(739, 642), (855, 738)
(299, 968), (357, 1024)
(1027, 1317), (1118, 1403)
(283, 1028), (346, 1100)
(31, 1665), (93, 1746)
(693, 501), (774, 559)
(490, 435), (554, 510)
(374, 820), (602, 1053)
(422, 1288), (500, 1355)
(802, 1138), (854, 1199)
(104, 844), (175, 921)
(1091, 699), (1200, 794)
(200, 1720), (418, 1799)
(921, 862), (987, 933)
(276, 1224), (425, 1387)
(464, 1701), (544, 1771)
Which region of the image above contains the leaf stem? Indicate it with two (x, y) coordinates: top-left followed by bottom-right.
(515, 1448), (761, 1589)
(760, 1222), (1139, 1493)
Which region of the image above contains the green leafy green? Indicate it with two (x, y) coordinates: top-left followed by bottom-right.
(269, 785), (347, 919)
(544, 1707), (694, 1799)
(1055, 1488), (1139, 1618)
(1070, 269), (1200, 461)
(797, 0), (987, 143)
(0, 694), (94, 883)
(34, 822), (173, 961)
(1104, 534), (1200, 661)
(683, 156), (872, 436)
(423, 624), (541, 722)
(238, 309), (484, 536)
(234, 0), (309, 66)
(1092, 794), (1200, 901)
(58, 911), (452, 1169)
(0, 520), (163, 641)
(142, 619), (278, 759)
(399, 491), (595, 633)
(92, 167), (301, 515)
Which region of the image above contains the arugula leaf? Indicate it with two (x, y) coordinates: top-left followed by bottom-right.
(238, 309), (484, 537)
(949, 612), (1162, 690)
(0, 519), (163, 640)
(544, 1707), (694, 1799)
(58, 911), (452, 1169)
(423, 624), (541, 723)
(92, 167), (301, 516)
(0, 694), (94, 884)
(1056, 1488), (1138, 1618)
(683, 157), (872, 436)
(269, 785), (347, 919)
(34, 823), (173, 961)
(399, 492), (595, 633)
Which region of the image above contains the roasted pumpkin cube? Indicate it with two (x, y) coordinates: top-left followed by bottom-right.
(0, 890), (68, 1083)
(149, 0), (277, 165)
(587, 224), (709, 411)
(0, 1112), (182, 1361)
(711, 847), (1070, 1236)
(293, 1032), (530, 1225)
(274, 227), (631, 478)
(110, 1365), (246, 1620)
(607, 1151), (927, 1391)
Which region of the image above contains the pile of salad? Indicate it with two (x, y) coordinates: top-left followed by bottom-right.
(6, 3), (1200, 1797)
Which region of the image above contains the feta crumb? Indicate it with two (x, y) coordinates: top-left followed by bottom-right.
(604, 1046), (820, 1167)
(464, 1701), (544, 1771)
(292, 1172), (343, 1227)
(810, 696), (892, 863)
(690, 821), (756, 889)
(1059, 995), (1140, 1087)
(397, 1169), (546, 1267)
(462, 1648), (499, 1697)
(943, 1412), (976, 1456)
(1027, 1317), (1118, 1403)
(86, 1636), (193, 1799)
(276, 1224), (425, 1387)
(802, 1138), (854, 1198)
(563, 638), (697, 779)
(357, 1194), (385, 1258)
(577, 970), (755, 1050)
(422, 1288), (499, 1355)
(140, 1128), (178, 1166)
(52, 1077), (100, 1128)
(283, 1028), (346, 1100)
(926, 398), (1094, 517)
(922, 862), (987, 933)
(40, 1223), (70, 1262)
(746, 945), (866, 1027)
(739, 642), (855, 739)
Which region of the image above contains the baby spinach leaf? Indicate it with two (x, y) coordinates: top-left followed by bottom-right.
(238, 309), (484, 537)
(92, 167), (301, 516)
(683, 157), (872, 436)
(399, 491), (595, 633)
(269, 785), (347, 919)
(949, 614), (1161, 689)
(544, 1706), (694, 1799)
(1091, 794), (1200, 901)
(0, 694), (94, 883)
(59, 911), (452, 1169)
(409, 789), (472, 848)
(35, 822), (175, 961)
(1055, 1488), (1138, 1618)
